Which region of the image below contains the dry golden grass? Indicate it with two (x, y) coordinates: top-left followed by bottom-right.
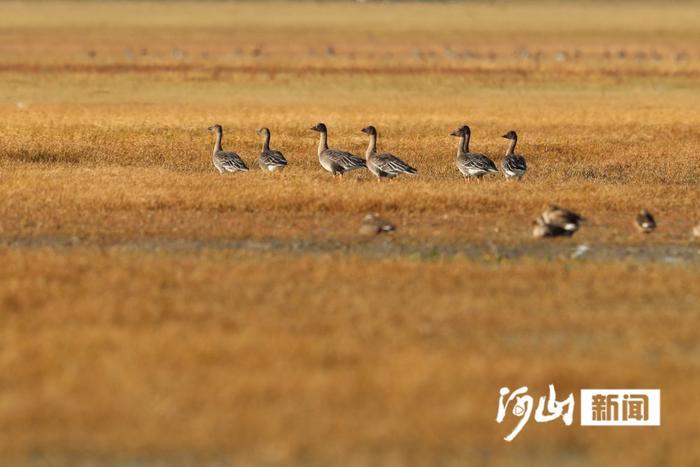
(1, 248), (700, 466)
(1, 1), (700, 466)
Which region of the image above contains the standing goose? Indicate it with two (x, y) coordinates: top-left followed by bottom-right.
(256, 127), (288, 172)
(501, 130), (527, 180)
(451, 125), (498, 181)
(361, 125), (417, 181)
(207, 124), (249, 174)
(542, 205), (585, 232)
(635, 209), (656, 233)
(310, 123), (366, 179)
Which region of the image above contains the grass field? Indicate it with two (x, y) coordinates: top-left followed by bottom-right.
(1, 1), (700, 466)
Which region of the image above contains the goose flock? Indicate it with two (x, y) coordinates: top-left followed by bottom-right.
(208, 122), (523, 181)
(206, 123), (685, 239)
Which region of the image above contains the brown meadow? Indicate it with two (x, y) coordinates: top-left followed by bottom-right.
(1, 1), (700, 466)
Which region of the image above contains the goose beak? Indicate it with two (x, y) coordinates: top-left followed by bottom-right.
(255, 128), (262, 135)
(502, 134), (509, 139)
(207, 126), (214, 131)
(449, 130), (459, 137)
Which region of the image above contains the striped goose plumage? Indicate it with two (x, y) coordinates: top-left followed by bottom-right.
(451, 125), (498, 180)
(310, 122), (366, 178)
(208, 124), (249, 174)
(256, 127), (288, 172)
(361, 125), (417, 180)
(501, 130), (527, 180)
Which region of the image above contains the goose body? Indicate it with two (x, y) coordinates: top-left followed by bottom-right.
(361, 125), (417, 180)
(256, 128), (288, 172)
(635, 209), (656, 233)
(451, 125), (498, 179)
(359, 213), (396, 235)
(208, 124), (249, 174)
(542, 205), (585, 232)
(310, 123), (366, 177)
(501, 130), (527, 179)
(533, 216), (575, 238)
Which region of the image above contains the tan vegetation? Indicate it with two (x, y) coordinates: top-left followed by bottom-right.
(1, 1), (700, 466)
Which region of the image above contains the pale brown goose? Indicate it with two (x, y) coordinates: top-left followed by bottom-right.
(359, 213), (396, 235)
(635, 209), (656, 233)
(501, 130), (527, 180)
(451, 125), (498, 180)
(532, 216), (575, 238)
(207, 124), (249, 174)
(361, 125), (417, 181)
(310, 123), (366, 178)
(542, 205), (585, 232)
(256, 127), (287, 172)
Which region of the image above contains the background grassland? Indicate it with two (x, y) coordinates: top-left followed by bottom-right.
(1, 1), (700, 466)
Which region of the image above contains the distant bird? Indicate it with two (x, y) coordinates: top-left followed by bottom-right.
(635, 209), (656, 233)
(359, 213), (396, 236)
(256, 128), (288, 172)
(207, 125), (249, 174)
(310, 123), (366, 179)
(501, 131), (527, 180)
(542, 205), (584, 232)
(450, 125), (498, 181)
(532, 216), (575, 238)
(361, 125), (417, 181)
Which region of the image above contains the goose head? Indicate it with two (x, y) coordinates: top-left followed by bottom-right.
(208, 124), (223, 132)
(310, 123), (327, 133)
(450, 125), (470, 137)
(502, 130), (518, 140)
(361, 125), (377, 136)
(256, 127), (270, 137)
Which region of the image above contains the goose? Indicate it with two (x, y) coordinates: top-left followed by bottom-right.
(501, 131), (527, 180)
(359, 213), (396, 236)
(361, 125), (417, 181)
(532, 216), (574, 238)
(542, 205), (585, 232)
(256, 127), (288, 172)
(310, 123), (366, 178)
(207, 124), (249, 174)
(451, 125), (498, 181)
(635, 209), (656, 233)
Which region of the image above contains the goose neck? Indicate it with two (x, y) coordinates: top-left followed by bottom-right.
(506, 137), (517, 156)
(318, 131), (328, 156)
(457, 133), (470, 156)
(213, 129), (223, 153)
(365, 133), (377, 158)
(262, 132), (270, 152)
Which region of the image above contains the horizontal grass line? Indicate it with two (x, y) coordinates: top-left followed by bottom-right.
(1, 62), (699, 79)
(2, 236), (700, 264)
